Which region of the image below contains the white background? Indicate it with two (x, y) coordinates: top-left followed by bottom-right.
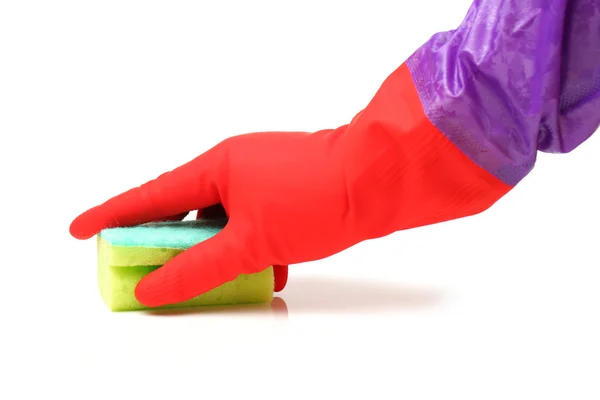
(1, 1), (599, 399)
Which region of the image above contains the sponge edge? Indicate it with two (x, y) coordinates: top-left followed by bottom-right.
(97, 219), (274, 312)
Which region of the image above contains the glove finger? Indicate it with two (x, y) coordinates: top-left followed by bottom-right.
(69, 145), (225, 239)
(134, 221), (267, 307)
(273, 265), (288, 292)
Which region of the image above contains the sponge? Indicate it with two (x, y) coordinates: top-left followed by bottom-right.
(97, 218), (274, 311)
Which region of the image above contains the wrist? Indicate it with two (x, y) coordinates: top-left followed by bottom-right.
(342, 63), (512, 240)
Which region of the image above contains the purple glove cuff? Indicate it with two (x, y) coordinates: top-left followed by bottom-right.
(406, 0), (600, 186)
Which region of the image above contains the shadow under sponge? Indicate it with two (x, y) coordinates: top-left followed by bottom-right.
(97, 219), (274, 311)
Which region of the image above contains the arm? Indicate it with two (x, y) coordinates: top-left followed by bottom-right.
(338, 0), (600, 240)
(70, 0), (600, 307)
(406, 0), (600, 186)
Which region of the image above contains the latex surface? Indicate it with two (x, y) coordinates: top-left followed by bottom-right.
(407, 0), (600, 185)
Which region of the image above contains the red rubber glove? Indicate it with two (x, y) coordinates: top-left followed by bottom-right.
(69, 64), (509, 307)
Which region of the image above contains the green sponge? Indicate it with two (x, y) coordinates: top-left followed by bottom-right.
(97, 218), (274, 311)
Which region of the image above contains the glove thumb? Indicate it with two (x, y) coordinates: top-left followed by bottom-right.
(134, 222), (265, 307)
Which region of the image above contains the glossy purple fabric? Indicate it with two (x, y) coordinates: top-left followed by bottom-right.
(407, 0), (600, 186)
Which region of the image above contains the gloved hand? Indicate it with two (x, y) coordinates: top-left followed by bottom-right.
(69, 63), (509, 307)
(70, 0), (599, 308)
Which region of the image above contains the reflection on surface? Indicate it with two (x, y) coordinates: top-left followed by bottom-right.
(280, 276), (443, 314)
(144, 296), (288, 318)
(143, 276), (442, 317)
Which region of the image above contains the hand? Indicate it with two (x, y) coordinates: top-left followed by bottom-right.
(70, 64), (509, 307)
(70, 126), (369, 307)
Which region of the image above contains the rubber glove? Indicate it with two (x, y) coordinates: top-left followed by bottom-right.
(70, 0), (600, 308)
